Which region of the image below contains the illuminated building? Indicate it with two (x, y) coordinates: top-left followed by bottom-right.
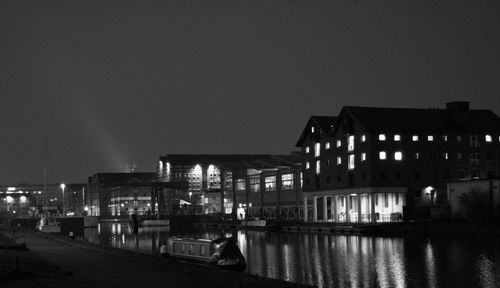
(297, 102), (500, 222)
(86, 172), (157, 218)
(157, 154), (303, 220)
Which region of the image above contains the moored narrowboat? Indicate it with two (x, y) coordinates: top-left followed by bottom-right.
(165, 237), (246, 271)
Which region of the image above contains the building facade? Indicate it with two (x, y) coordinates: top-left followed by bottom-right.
(85, 173), (157, 219)
(298, 102), (500, 222)
(157, 154), (303, 220)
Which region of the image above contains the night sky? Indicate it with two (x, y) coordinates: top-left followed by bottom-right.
(1, 0), (499, 185)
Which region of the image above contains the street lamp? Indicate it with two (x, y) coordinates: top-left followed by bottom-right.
(60, 183), (66, 216)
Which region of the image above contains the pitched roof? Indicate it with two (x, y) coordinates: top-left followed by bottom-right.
(342, 106), (500, 133)
(295, 116), (337, 147)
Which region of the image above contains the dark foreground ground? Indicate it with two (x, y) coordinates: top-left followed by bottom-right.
(0, 229), (313, 288)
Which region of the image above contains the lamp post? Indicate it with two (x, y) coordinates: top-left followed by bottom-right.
(60, 183), (66, 216)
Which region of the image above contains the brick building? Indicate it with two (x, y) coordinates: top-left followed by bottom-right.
(297, 102), (500, 222)
(157, 154), (303, 220)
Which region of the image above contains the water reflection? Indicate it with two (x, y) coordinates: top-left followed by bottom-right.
(81, 223), (500, 288)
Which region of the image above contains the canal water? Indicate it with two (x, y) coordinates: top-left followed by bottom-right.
(81, 222), (500, 288)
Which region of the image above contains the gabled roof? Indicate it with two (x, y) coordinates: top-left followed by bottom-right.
(295, 116), (337, 147)
(162, 154), (302, 170)
(339, 106), (500, 133)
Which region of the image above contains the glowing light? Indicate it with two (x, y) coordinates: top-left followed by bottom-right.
(193, 164), (202, 176)
(7, 187), (15, 191)
(315, 160), (320, 174)
(412, 135), (419, 141)
(19, 196), (27, 203)
(348, 154), (355, 170)
(305, 162), (310, 169)
(325, 142), (330, 149)
(314, 143), (320, 157)
(348, 135), (355, 151)
(394, 152), (403, 161)
(485, 135), (492, 142)
(361, 134), (366, 142)
(361, 152), (366, 161)
(305, 146), (310, 153)
(427, 135), (434, 141)
(379, 151), (387, 160)
(379, 134), (386, 141)
(337, 157), (342, 165)
(6, 196), (14, 203)
(336, 140), (341, 147)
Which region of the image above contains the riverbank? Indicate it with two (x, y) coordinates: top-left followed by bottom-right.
(0, 229), (313, 288)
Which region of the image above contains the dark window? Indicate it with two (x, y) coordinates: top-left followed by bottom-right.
(395, 171), (402, 179)
(459, 170), (466, 178)
(486, 153), (493, 160)
(428, 153), (434, 160)
(471, 170), (480, 179)
(430, 171), (438, 179)
(414, 190), (421, 198)
(487, 171), (494, 178)
(375, 194), (379, 205)
(337, 175), (341, 182)
(305, 178), (310, 185)
(443, 171), (450, 179)
(380, 172), (387, 180)
(326, 176), (331, 183)
(395, 193), (399, 205)
(414, 172), (420, 179)
(384, 194), (389, 207)
(457, 152), (463, 160)
(361, 172), (366, 180)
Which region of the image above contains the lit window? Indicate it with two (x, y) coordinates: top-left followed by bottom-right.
(379, 151), (387, 160)
(457, 135), (462, 142)
(394, 151), (403, 161)
(337, 157), (342, 165)
(314, 143), (321, 157)
(326, 142), (331, 149)
(414, 152), (419, 160)
(281, 174), (294, 190)
(361, 153), (366, 162)
(265, 176), (276, 191)
(336, 140), (341, 147)
(412, 135), (419, 142)
(379, 134), (386, 141)
(315, 160), (321, 174)
(394, 134), (401, 141)
(348, 155), (355, 170)
(305, 162), (310, 169)
(311, 126), (315, 133)
(305, 147), (310, 154)
(443, 135), (448, 142)
(361, 134), (366, 142)
(485, 135), (492, 142)
(427, 135), (434, 141)
(444, 153), (448, 160)
(348, 135), (355, 152)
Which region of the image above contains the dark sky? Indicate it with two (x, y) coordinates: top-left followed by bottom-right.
(1, 0), (499, 185)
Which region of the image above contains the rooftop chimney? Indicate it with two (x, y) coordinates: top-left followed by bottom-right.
(446, 101), (470, 122)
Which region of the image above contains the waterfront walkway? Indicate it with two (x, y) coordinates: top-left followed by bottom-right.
(0, 229), (312, 288)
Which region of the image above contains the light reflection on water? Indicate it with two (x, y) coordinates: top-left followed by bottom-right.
(81, 223), (500, 288)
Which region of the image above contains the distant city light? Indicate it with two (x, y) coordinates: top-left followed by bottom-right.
(7, 187), (15, 191)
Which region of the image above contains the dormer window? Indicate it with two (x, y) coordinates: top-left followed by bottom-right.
(311, 126), (315, 133)
(361, 134), (366, 142)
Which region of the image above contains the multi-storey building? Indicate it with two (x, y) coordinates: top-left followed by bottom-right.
(297, 102), (500, 222)
(86, 172), (157, 219)
(157, 154), (303, 220)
